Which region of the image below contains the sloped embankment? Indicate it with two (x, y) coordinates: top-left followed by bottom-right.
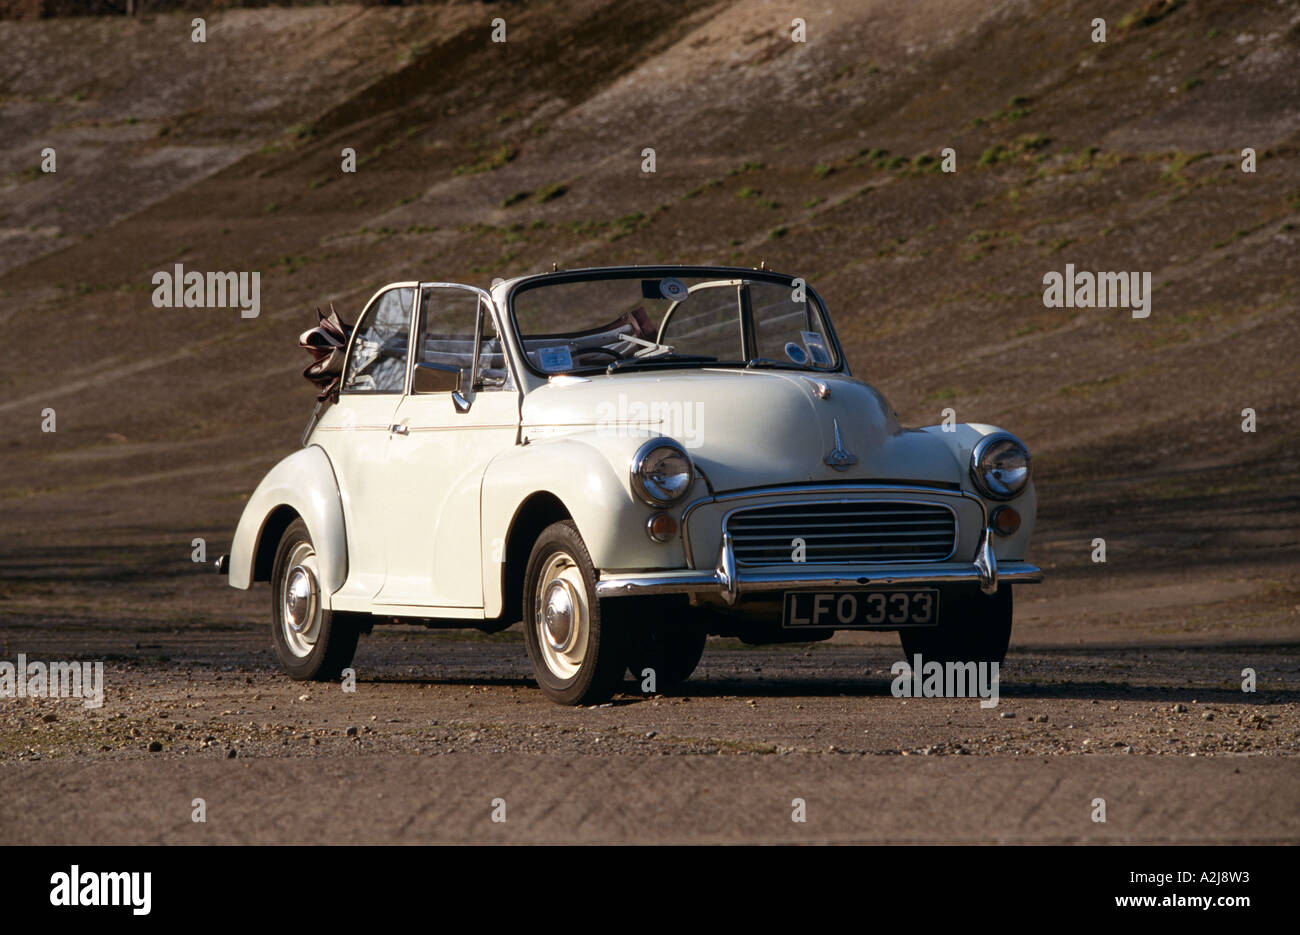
(0, 0), (1296, 624)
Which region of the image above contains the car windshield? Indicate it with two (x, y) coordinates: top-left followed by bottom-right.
(509, 270), (840, 375)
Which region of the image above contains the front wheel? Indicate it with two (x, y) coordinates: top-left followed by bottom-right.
(523, 521), (628, 706)
(898, 586), (1013, 665)
(271, 518), (361, 681)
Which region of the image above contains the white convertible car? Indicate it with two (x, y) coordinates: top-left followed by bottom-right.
(221, 266), (1041, 704)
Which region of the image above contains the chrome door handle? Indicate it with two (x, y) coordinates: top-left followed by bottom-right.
(390, 424), (409, 436)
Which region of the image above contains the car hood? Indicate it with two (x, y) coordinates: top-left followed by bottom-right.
(520, 369), (964, 493)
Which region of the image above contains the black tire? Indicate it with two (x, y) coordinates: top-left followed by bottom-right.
(522, 521), (627, 705)
(898, 585), (1013, 665)
(624, 601), (708, 693)
(270, 518), (362, 681)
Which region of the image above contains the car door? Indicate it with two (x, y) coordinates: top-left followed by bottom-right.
(312, 284), (416, 603)
(374, 284), (520, 609)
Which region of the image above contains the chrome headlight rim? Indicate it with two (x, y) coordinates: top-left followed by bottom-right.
(629, 437), (694, 508)
(970, 432), (1031, 501)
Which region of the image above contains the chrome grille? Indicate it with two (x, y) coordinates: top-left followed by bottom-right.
(726, 500), (957, 566)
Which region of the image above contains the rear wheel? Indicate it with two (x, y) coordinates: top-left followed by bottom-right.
(523, 521), (627, 705)
(898, 586), (1013, 665)
(271, 518), (362, 680)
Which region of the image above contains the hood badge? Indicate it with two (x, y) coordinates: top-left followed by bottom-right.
(824, 419), (858, 471)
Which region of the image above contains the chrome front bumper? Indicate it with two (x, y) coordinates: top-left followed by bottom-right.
(596, 525), (1043, 601)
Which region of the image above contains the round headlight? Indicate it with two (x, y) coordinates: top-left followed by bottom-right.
(970, 433), (1031, 500)
(630, 438), (694, 507)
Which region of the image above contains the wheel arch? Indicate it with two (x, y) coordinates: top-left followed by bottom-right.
(227, 445), (349, 596)
(253, 504), (301, 584)
(479, 432), (681, 619)
(486, 491), (572, 631)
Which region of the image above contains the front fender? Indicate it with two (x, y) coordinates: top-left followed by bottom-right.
(481, 432), (689, 608)
(916, 422), (1036, 560)
(228, 445), (348, 596)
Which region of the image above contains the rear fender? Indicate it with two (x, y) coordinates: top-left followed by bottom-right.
(228, 445), (348, 601)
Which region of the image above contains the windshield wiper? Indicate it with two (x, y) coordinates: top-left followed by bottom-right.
(606, 354), (718, 374)
(743, 357), (810, 371)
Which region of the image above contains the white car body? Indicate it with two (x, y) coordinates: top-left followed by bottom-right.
(224, 266), (1041, 702)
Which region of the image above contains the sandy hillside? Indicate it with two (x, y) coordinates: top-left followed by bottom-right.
(0, 0), (1297, 633)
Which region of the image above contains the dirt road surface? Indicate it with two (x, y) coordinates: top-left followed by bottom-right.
(2, 568), (1296, 845)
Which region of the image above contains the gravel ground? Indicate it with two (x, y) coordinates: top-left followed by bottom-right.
(1, 607), (1296, 844)
(2, 631), (1297, 763)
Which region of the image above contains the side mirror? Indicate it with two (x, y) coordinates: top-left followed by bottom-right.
(412, 362), (472, 413)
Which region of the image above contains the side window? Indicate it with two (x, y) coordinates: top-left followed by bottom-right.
(415, 286), (515, 391)
(342, 287), (414, 393)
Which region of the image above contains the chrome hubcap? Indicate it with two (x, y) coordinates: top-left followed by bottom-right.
(543, 579), (578, 651)
(285, 567), (315, 632)
(280, 542), (322, 658)
(534, 552), (589, 680)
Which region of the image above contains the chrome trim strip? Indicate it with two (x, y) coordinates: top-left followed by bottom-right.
(594, 561), (1043, 597)
(406, 423), (517, 432)
(312, 425), (392, 432)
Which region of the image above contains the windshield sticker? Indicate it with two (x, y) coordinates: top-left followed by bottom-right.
(659, 277), (688, 302)
(801, 331), (831, 366)
(537, 345), (574, 371)
(784, 341), (808, 365)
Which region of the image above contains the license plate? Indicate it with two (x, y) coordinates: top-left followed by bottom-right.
(782, 589), (939, 629)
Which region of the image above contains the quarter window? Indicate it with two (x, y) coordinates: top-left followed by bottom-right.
(342, 287), (414, 394)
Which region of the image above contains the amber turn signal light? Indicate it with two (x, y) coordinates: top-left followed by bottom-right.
(646, 512), (678, 542)
(991, 506), (1021, 536)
